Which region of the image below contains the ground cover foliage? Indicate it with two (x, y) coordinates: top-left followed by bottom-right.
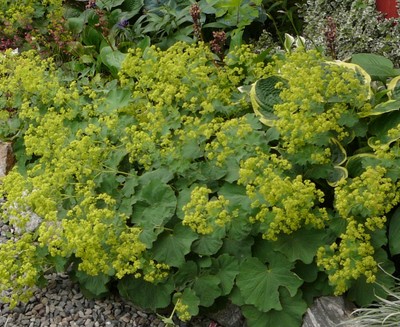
(2, 1), (400, 327)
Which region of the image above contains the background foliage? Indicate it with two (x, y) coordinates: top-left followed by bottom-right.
(301, 0), (400, 64)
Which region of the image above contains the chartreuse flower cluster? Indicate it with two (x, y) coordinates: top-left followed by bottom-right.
(318, 166), (400, 294)
(0, 49), (59, 108)
(182, 186), (235, 234)
(369, 121), (400, 160)
(0, 57), (160, 307)
(175, 300), (191, 322)
(0, 50), (70, 140)
(0, 233), (43, 308)
(55, 187), (148, 277)
(238, 152), (328, 240)
(265, 50), (371, 164)
(120, 42), (269, 173)
(205, 116), (257, 167)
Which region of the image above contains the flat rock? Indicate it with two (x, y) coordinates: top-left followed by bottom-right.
(302, 296), (359, 327)
(0, 141), (14, 177)
(206, 302), (245, 327)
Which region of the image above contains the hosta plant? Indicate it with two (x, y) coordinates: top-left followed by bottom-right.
(2, 41), (400, 327)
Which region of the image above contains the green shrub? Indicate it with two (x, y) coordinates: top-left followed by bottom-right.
(2, 43), (400, 327)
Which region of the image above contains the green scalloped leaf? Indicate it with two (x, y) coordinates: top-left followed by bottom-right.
(274, 228), (327, 264)
(220, 237), (254, 259)
(192, 274), (221, 307)
(219, 182), (253, 240)
(138, 167), (174, 185)
(48, 254), (69, 273)
(104, 88), (132, 112)
(121, 173), (139, 198)
(191, 228), (225, 256)
(242, 288), (307, 327)
(74, 270), (110, 298)
(175, 288), (200, 317)
(134, 180), (176, 218)
(118, 276), (174, 310)
(132, 180), (177, 247)
(151, 224), (198, 267)
(294, 261), (319, 284)
(236, 256), (303, 312)
(211, 254), (240, 296)
(173, 261), (198, 287)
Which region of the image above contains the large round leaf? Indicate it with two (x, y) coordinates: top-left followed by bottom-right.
(242, 289), (307, 327)
(131, 180), (177, 247)
(151, 224), (198, 267)
(131, 180), (177, 227)
(236, 256), (303, 312)
(118, 276), (174, 310)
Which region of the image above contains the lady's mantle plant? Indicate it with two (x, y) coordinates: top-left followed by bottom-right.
(2, 41), (400, 326)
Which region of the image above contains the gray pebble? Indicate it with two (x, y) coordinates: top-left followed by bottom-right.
(137, 311), (148, 318)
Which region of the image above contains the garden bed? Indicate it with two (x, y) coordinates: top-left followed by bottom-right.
(2, 1), (400, 327)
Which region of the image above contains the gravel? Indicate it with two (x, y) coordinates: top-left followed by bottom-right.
(0, 272), (173, 327)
